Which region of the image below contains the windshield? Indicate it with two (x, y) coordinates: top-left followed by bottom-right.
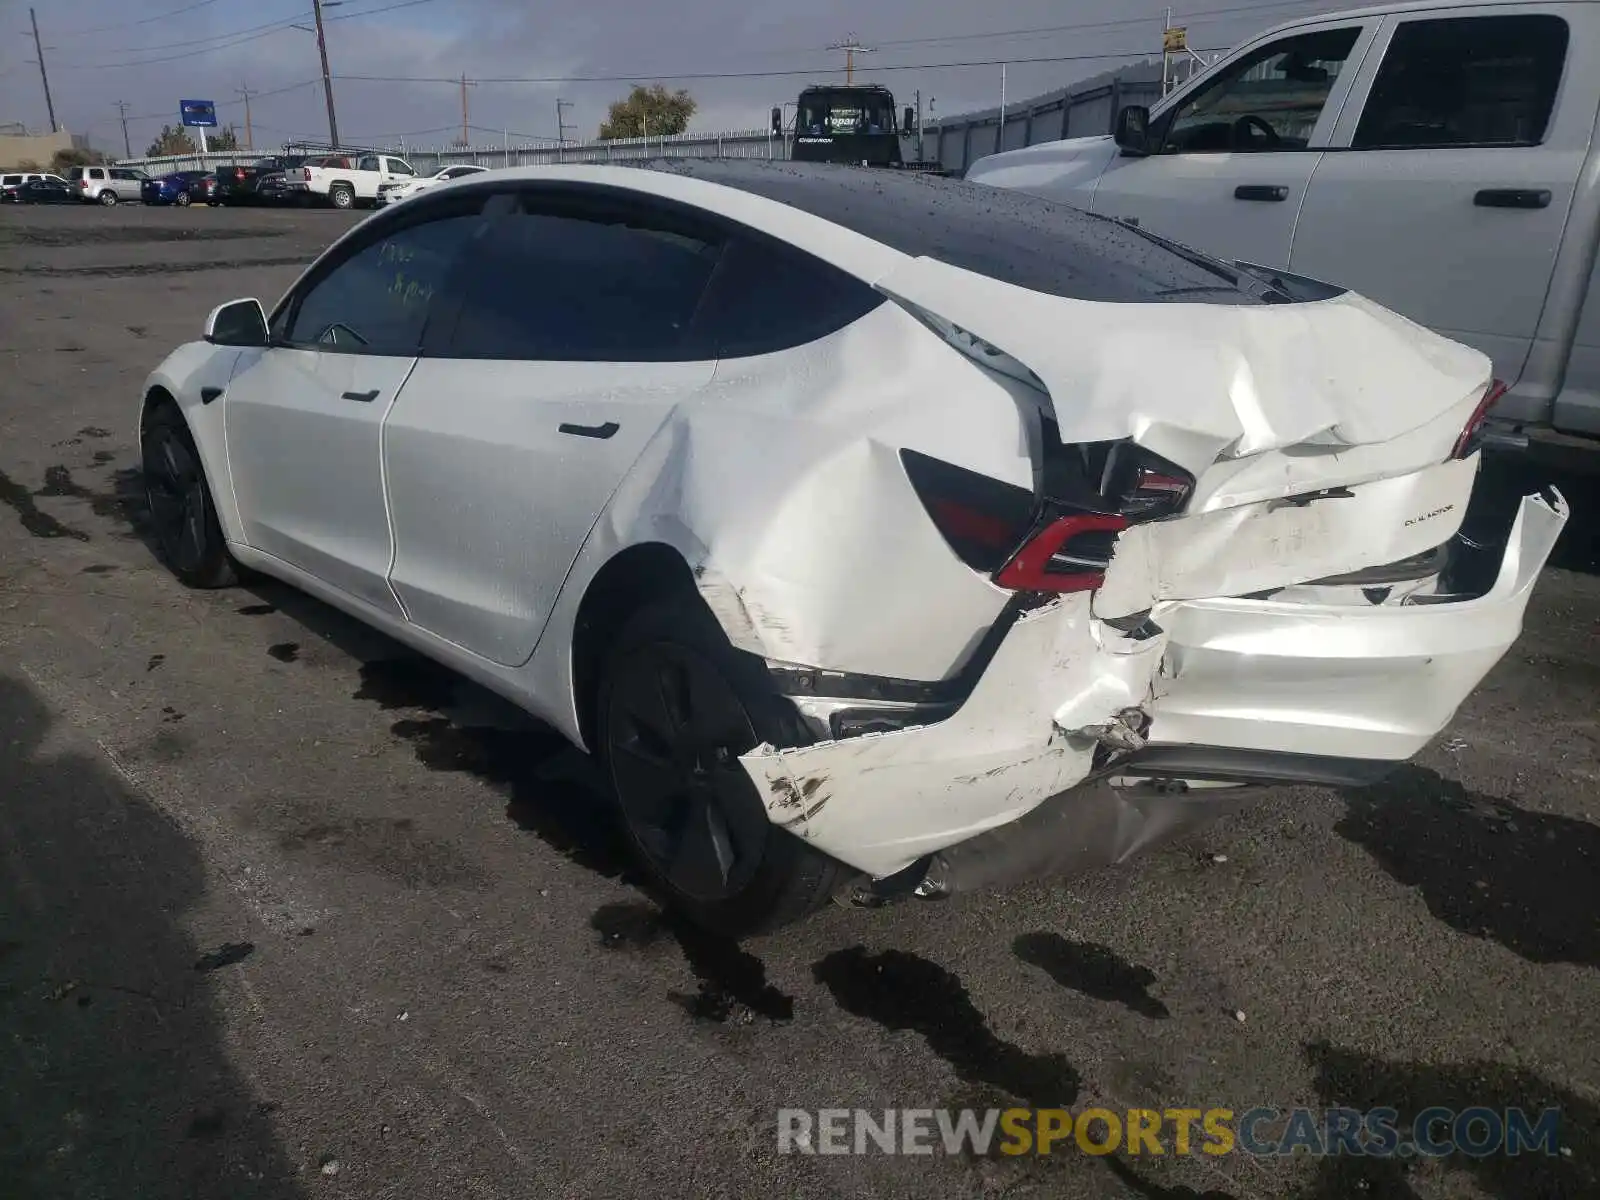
(798, 91), (896, 136)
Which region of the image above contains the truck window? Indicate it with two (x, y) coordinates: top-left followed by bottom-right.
(1160, 27), (1361, 152)
(1352, 15), (1568, 149)
(798, 92), (895, 136)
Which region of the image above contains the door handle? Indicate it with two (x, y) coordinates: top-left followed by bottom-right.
(200, 387), (223, 405)
(1234, 184), (1289, 202)
(341, 389), (380, 403)
(1474, 188), (1551, 209)
(558, 421), (620, 440)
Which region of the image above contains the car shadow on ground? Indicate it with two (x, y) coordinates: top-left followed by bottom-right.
(0, 671), (304, 1199)
(1337, 764), (1600, 969)
(233, 573), (630, 881)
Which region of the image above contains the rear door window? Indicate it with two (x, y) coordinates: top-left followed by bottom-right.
(1352, 14), (1569, 148)
(689, 234), (884, 358)
(441, 192), (725, 361)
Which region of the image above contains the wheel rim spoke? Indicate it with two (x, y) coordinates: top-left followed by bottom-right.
(664, 792), (736, 897)
(709, 764), (770, 867)
(607, 641), (773, 902)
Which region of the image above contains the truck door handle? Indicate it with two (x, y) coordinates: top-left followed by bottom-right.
(558, 421), (620, 440)
(1474, 188), (1551, 209)
(1234, 184), (1289, 202)
(341, 389), (380, 403)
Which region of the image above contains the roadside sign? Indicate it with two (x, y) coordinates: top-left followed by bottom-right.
(179, 100), (218, 128)
(1163, 27), (1188, 52)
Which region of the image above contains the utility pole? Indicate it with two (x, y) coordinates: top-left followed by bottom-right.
(915, 89), (923, 161)
(235, 84), (255, 150)
(1161, 6), (1173, 97)
(311, 0), (340, 147)
(827, 35), (874, 86)
(554, 97), (572, 161)
(998, 64), (1007, 148)
(27, 8), (57, 134)
(455, 73), (476, 147)
(114, 100), (131, 158)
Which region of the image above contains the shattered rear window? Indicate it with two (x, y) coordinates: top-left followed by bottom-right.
(648, 160), (1312, 305)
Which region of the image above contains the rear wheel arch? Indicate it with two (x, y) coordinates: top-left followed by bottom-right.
(570, 542), (699, 753)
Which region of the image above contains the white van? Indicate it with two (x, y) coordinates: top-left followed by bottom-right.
(966, 0), (1600, 454)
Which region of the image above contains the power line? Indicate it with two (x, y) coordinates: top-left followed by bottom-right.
(54, 0), (232, 38)
(118, 78), (320, 123)
(63, 0), (443, 70)
(863, 0), (1336, 52)
(334, 47), (1222, 87)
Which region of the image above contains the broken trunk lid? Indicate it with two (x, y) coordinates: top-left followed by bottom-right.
(872, 255), (1492, 480)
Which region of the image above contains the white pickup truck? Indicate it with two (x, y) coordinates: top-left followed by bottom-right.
(967, 0), (1600, 458)
(286, 152), (418, 210)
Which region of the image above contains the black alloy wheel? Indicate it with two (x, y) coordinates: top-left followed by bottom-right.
(140, 407), (237, 588)
(596, 593), (843, 934)
(605, 641), (771, 902)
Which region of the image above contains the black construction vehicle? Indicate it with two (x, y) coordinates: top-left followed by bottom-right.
(772, 84), (946, 172)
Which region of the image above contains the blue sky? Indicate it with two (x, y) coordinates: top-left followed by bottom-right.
(2, 0), (1354, 156)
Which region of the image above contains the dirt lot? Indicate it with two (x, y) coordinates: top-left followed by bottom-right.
(1, 202), (1597, 1199)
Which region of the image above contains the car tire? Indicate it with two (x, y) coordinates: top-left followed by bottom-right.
(98, 190), (117, 206)
(329, 184), (354, 210)
(175, 191), (191, 207)
(139, 404), (239, 589)
(596, 591), (844, 935)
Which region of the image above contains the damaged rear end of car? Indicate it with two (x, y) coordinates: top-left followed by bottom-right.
(736, 239), (1568, 896)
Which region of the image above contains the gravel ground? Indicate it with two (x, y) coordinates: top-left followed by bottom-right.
(1, 201), (1597, 1200)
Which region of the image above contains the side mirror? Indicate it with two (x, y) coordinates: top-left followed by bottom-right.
(770, 106), (783, 136)
(903, 107), (915, 135)
(1114, 105), (1151, 155)
(205, 298), (268, 347)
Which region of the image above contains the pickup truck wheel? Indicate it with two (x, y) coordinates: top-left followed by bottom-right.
(597, 592), (844, 935)
(329, 184), (354, 210)
(98, 190), (117, 206)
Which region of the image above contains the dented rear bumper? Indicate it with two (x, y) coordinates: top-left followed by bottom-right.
(738, 488), (1567, 879)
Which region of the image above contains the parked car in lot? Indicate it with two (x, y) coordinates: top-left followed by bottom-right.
(66, 164), (148, 204)
(9, 178), (75, 204)
(141, 170), (215, 207)
(1, 172), (69, 202)
(213, 156), (307, 206)
(135, 161), (1566, 932)
(285, 151), (417, 208)
(377, 163), (490, 205)
(967, 0), (1600, 461)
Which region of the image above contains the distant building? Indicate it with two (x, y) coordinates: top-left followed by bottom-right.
(0, 127), (80, 168)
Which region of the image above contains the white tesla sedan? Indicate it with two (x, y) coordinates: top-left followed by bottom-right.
(376, 162), (490, 205)
(138, 161), (1566, 932)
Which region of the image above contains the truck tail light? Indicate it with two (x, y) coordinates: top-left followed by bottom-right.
(1452, 379), (1508, 459)
(902, 439), (1194, 595)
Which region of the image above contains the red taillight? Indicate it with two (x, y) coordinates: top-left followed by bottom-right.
(994, 513), (1130, 592)
(903, 438), (1195, 596)
(1452, 379), (1508, 459)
